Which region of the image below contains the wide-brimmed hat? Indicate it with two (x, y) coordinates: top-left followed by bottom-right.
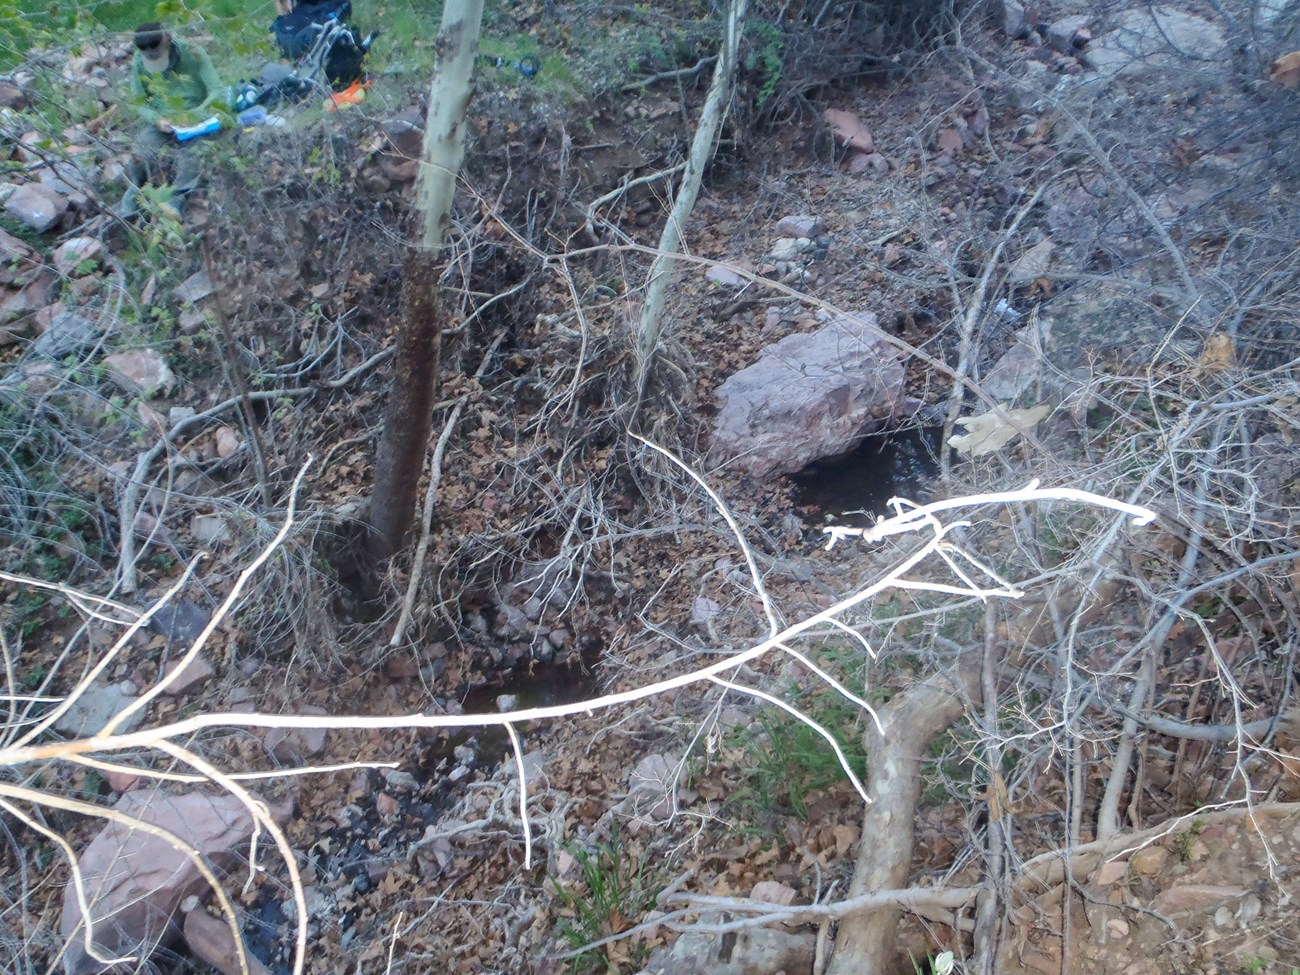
(134, 22), (171, 73)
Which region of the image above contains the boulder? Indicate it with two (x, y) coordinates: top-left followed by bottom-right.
(3, 182), (68, 232)
(707, 311), (905, 479)
(773, 214), (825, 238)
(60, 789), (284, 974)
(0, 81), (28, 109)
(1087, 7), (1225, 78)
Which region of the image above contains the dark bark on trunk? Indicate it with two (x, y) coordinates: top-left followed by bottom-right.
(366, 249), (442, 562)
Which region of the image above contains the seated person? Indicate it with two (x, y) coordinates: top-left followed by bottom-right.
(118, 22), (225, 218)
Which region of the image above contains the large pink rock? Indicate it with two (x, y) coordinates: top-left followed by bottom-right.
(707, 311), (905, 479)
(60, 789), (283, 974)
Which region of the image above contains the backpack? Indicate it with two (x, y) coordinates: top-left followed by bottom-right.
(270, 0), (373, 89)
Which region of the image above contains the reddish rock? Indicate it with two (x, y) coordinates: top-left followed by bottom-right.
(1150, 884), (1248, 915)
(264, 705), (329, 762)
(60, 789), (284, 975)
(0, 82), (28, 109)
(184, 908), (270, 975)
(161, 653), (215, 695)
(773, 214), (825, 238)
(707, 311), (906, 479)
(102, 349), (177, 397)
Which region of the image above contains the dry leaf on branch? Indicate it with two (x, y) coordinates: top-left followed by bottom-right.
(1008, 239), (1054, 283)
(1270, 51), (1300, 88)
(949, 404), (1051, 456)
(823, 108), (874, 153)
(1194, 332), (1236, 377)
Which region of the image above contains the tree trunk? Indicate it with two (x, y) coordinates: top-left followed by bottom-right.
(367, 250), (443, 560)
(632, 0), (748, 406)
(366, 0), (485, 562)
(827, 660), (981, 975)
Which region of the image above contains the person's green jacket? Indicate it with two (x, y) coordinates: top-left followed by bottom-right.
(130, 38), (224, 125)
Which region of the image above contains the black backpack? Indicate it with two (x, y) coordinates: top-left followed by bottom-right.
(270, 0), (372, 88)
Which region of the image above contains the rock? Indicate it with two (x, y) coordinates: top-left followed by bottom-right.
(625, 753), (679, 821)
(190, 513), (231, 546)
(264, 706), (329, 761)
(496, 693), (520, 712)
(691, 597), (722, 631)
(214, 426), (242, 458)
(823, 107), (873, 153)
(3, 182), (67, 232)
(707, 311), (905, 479)
(705, 263), (749, 286)
(1047, 15), (1092, 52)
(1150, 884), (1248, 915)
(0, 81), (28, 109)
(148, 599), (210, 645)
(60, 789), (284, 975)
(106, 769), (143, 792)
(547, 627), (570, 649)
(636, 925), (815, 975)
(1, 270), (53, 325)
(1092, 858), (1127, 886)
(53, 680), (145, 738)
(53, 237), (103, 276)
(183, 907), (270, 975)
(1128, 844), (1168, 876)
(178, 307), (208, 334)
(1002, 0), (1027, 37)
(32, 308), (106, 357)
(1087, 7), (1225, 79)
(0, 226), (37, 267)
(168, 406), (196, 427)
(774, 214), (824, 238)
(769, 237), (812, 261)
(161, 653), (215, 695)
(172, 270), (214, 304)
(102, 349), (176, 397)
(751, 880), (798, 907)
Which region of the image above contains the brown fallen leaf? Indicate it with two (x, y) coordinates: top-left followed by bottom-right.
(949, 404), (1051, 456)
(823, 107), (874, 153)
(1269, 51), (1300, 88)
(1008, 239), (1054, 283)
(1194, 332), (1235, 377)
(936, 126), (964, 154)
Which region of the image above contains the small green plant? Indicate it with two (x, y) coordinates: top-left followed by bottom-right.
(726, 648), (869, 820)
(910, 950), (956, 975)
(744, 20), (785, 109)
(553, 833), (657, 974)
(1174, 818), (1204, 863)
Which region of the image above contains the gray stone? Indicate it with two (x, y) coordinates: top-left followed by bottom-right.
(707, 311), (905, 479)
(636, 924), (815, 975)
(53, 680), (145, 738)
(32, 308), (107, 357)
(3, 182), (66, 232)
(148, 599), (211, 644)
(1087, 7), (1225, 79)
(171, 270), (214, 305)
(704, 263), (749, 286)
(53, 237), (103, 275)
(1047, 15), (1092, 52)
(264, 705), (329, 761)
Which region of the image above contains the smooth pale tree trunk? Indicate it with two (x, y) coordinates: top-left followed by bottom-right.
(827, 660), (981, 975)
(632, 0), (748, 406)
(367, 0), (485, 562)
